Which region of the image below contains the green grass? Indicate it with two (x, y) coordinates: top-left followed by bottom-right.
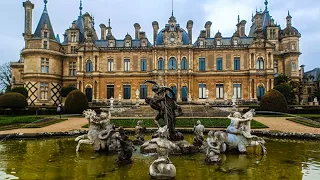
(286, 118), (320, 128)
(0, 115), (53, 126)
(82, 118), (268, 129)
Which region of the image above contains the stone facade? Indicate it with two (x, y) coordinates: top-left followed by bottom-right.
(11, 0), (301, 105)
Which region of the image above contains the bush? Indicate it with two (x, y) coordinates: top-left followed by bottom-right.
(260, 89), (288, 113)
(10, 87), (28, 98)
(0, 92), (28, 109)
(64, 90), (88, 114)
(274, 83), (292, 104)
(61, 86), (77, 98)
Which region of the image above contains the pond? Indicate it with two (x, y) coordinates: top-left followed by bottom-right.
(0, 135), (319, 180)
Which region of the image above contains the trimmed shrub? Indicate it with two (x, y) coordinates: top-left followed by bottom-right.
(10, 87), (28, 98)
(61, 86), (77, 98)
(0, 92), (28, 109)
(64, 90), (88, 114)
(260, 89), (288, 113)
(274, 83), (292, 104)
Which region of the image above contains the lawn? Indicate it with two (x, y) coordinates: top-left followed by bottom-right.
(82, 118), (268, 129)
(286, 117), (320, 128)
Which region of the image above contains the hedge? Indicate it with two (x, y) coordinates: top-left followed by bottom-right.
(65, 90), (88, 114)
(260, 89), (288, 113)
(0, 92), (28, 109)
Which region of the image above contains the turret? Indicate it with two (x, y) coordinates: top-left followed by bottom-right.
(186, 20), (193, 45)
(286, 11), (292, 27)
(152, 21), (159, 45)
(134, 23), (141, 39)
(237, 15), (247, 37)
(23, 0), (34, 40)
(204, 21), (212, 38)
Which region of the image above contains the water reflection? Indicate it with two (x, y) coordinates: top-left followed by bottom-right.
(0, 137), (319, 180)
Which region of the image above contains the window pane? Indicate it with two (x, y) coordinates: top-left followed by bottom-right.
(141, 59), (147, 71)
(199, 58), (206, 71)
(216, 58), (222, 70)
(234, 58), (240, 70)
(199, 84), (206, 99)
(107, 85), (114, 99)
(140, 85), (148, 99)
(123, 85), (131, 99)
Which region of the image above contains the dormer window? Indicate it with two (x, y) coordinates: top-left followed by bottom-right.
(71, 32), (77, 43)
(109, 41), (114, 47)
(125, 41), (130, 47)
(43, 32), (48, 38)
(142, 40), (146, 47)
(170, 25), (175, 31)
(233, 40), (238, 46)
(43, 41), (48, 49)
(199, 41), (204, 46)
(216, 40), (221, 46)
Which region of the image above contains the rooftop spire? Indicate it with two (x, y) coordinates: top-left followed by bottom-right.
(79, 0), (83, 16)
(44, 0), (48, 13)
(108, 18), (111, 27)
(264, 0), (268, 11)
(237, 15), (240, 24)
(171, 0), (174, 16)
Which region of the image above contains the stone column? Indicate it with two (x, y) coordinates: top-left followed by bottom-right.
(249, 79), (252, 100)
(271, 79), (274, 89)
(266, 79), (269, 91)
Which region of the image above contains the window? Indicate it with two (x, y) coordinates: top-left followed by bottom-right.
(291, 62), (296, 71)
(140, 59), (147, 71)
(124, 59), (130, 71)
(69, 62), (76, 76)
(123, 85), (131, 99)
(41, 58), (49, 73)
(158, 58), (164, 70)
(140, 84), (148, 99)
(256, 58), (264, 70)
(181, 57), (188, 70)
(257, 86), (265, 101)
(43, 32), (48, 38)
(43, 41), (48, 49)
(216, 58), (223, 70)
(109, 41), (114, 47)
(168, 57), (177, 70)
(199, 41), (204, 46)
(71, 46), (76, 53)
(234, 57), (240, 70)
(274, 60), (278, 73)
(233, 84), (241, 99)
(170, 25), (175, 31)
(291, 44), (295, 50)
(216, 84), (224, 99)
(216, 40), (221, 46)
(199, 84), (206, 99)
(125, 41), (130, 47)
(233, 40), (238, 46)
(199, 58), (206, 71)
(108, 59), (114, 72)
(86, 60), (93, 72)
(107, 85), (114, 99)
(307, 87), (312, 94)
(71, 32), (77, 42)
(40, 82), (49, 100)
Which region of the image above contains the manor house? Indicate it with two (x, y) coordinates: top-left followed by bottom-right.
(11, 0), (301, 105)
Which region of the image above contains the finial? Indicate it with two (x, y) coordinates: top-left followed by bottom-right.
(264, 0), (268, 11)
(92, 15), (95, 26)
(108, 18), (111, 27)
(44, 0), (48, 12)
(256, 7), (257, 13)
(79, 0), (83, 16)
(171, 0), (174, 16)
(288, 10), (290, 16)
(237, 15), (240, 24)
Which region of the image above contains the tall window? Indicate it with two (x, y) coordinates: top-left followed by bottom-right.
(123, 85), (131, 99)
(124, 59), (130, 71)
(125, 41), (130, 47)
(140, 84), (148, 99)
(199, 84), (206, 99)
(86, 60), (93, 72)
(257, 86), (265, 101)
(274, 60), (278, 74)
(158, 58), (164, 70)
(108, 59), (114, 72)
(71, 32), (77, 42)
(43, 32), (48, 38)
(69, 62), (76, 76)
(140, 59), (147, 71)
(107, 85), (114, 99)
(216, 84), (224, 99)
(199, 58), (206, 71)
(43, 41), (48, 49)
(216, 40), (221, 46)
(168, 57), (177, 70)
(40, 82), (48, 100)
(216, 58), (223, 70)
(233, 84), (241, 99)
(71, 46), (76, 53)
(291, 62), (296, 71)
(181, 57), (188, 70)
(233, 40), (238, 46)
(256, 58), (264, 70)
(234, 57), (240, 70)
(41, 58), (49, 73)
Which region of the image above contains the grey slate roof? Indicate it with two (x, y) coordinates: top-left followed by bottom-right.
(248, 10), (271, 37)
(193, 37), (254, 47)
(33, 7), (56, 40)
(304, 68), (320, 82)
(94, 39), (152, 48)
(156, 25), (189, 45)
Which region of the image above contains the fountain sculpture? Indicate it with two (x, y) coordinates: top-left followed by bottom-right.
(193, 120), (205, 147)
(133, 120), (146, 145)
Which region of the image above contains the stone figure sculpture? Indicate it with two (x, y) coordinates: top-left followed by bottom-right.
(193, 120), (205, 147)
(133, 120), (146, 145)
(144, 80), (183, 141)
(75, 109), (121, 152)
(207, 109), (266, 154)
(205, 130), (224, 163)
(148, 125), (180, 179)
(116, 127), (135, 164)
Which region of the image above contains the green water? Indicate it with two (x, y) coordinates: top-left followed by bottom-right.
(0, 135), (319, 180)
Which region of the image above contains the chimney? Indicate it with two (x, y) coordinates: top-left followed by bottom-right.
(83, 12), (92, 28)
(99, 24), (106, 40)
(186, 20), (193, 45)
(237, 20), (247, 37)
(134, 23), (141, 39)
(139, 31), (146, 39)
(204, 21), (212, 38)
(152, 21), (159, 45)
(23, 0), (34, 40)
(300, 65), (305, 80)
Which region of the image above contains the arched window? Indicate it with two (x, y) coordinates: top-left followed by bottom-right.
(169, 85), (177, 99)
(168, 57), (177, 70)
(86, 60), (93, 72)
(181, 57), (188, 70)
(257, 86), (265, 101)
(158, 58), (164, 70)
(256, 58), (264, 70)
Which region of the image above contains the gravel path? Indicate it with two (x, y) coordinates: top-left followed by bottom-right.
(0, 117), (319, 135)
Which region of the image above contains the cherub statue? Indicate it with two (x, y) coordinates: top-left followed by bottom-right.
(193, 120), (205, 147)
(226, 112), (250, 136)
(116, 127), (135, 164)
(205, 130), (222, 163)
(133, 120), (146, 145)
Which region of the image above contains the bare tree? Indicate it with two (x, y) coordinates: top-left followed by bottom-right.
(0, 62), (12, 93)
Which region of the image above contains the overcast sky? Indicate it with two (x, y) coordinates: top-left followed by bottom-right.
(0, 0), (319, 71)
